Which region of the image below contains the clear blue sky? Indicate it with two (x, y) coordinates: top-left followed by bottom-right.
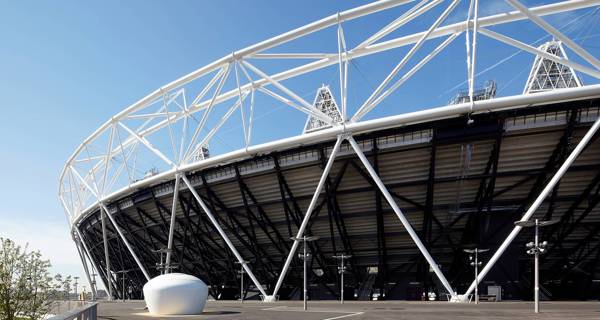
(0, 0), (598, 292)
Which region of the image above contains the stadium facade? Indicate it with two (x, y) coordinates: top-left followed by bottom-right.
(60, 0), (600, 301)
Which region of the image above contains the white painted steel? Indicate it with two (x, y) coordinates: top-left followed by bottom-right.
(75, 227), (104, 298)
(181, 174), (269, 298)
(69, 84), (600, 234)
(462, 113), (600, 299)
(100, 210), (113, 300)
(57, 0), (600, 301)
(74, 237), (97, 300)
(101, 203), (152, 281)
(534, 220), (539, 313)
(270, 136), (344, 300)
(505, 0), (600, 71)
(165, 174), (180, 269)
(479, 28), (600, 80)
(59, 1), (599, 205)
(348, 136), (454, 297)
(352, 0), (460, 122)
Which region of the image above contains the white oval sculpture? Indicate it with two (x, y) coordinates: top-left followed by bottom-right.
(143, 273), (208, 315)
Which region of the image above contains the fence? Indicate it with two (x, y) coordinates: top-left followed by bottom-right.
(46, 302), (97, 320)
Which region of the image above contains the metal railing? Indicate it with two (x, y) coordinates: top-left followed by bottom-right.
(47, 302), (97, 320)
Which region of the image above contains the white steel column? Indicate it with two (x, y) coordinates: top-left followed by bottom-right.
(75, 227), (104, 298)
(165, 174), (181, 270)
(534, 220), (540, 313)
(101, 204), (152, 281)
(100, 209), (114, 300)
(347, 136), (455, 297)
(505, 0), (600, 70)
(74, 236), (97, 299)
(270, 136), (344, 300)
(180, 174), (268, 298)
(463, 115), (600, 299)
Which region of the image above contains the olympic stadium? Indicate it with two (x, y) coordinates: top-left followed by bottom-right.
(59, 0), (600, 303)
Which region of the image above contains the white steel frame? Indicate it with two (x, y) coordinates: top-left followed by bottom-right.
(59, 0), (600, 301)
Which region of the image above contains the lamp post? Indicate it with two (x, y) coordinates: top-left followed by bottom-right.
(115, 270), (128, 302)
(332, 254), (352, 304)
(90, 273), (97, 301)
(153, 248), (177, 274)
(291, 236), (320, 311)
(514, 219), (558, 313)
(463, 248), (489, 304)
(73, 276), (79, 301)
(235, 260), (248, 303)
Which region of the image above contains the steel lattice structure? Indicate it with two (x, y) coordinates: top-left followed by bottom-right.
(60, 0), (600, 301)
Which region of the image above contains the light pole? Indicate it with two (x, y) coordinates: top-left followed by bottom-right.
(73, 277), (79, 301)
(153, 248), (175, 274)
(463, 248), (489, 304)
(90, 273), (97, 300)
(291, 236), (319, 311)
(115, 270), (128, 302)
(235, 260), (248, 303)
(514, 219), (558, 313)
(332, 254), (351, 304)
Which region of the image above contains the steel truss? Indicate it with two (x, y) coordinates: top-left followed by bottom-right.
(60, 0), (600, 301)
(73, 99), (600, 301)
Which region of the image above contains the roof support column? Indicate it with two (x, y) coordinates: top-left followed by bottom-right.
(269, 136), (344, 301)
(346, 136), (455, 298)
(100, 209), (114, 299)
(74, 229), (99, 300)
(180, 174), (269, 298)
(101, 204), (152, 281)
(165, 174), (181, 271)
(462, 115), (600, 300)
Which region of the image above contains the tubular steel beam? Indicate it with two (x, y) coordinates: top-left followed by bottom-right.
(75, 227), (103, 298)
(74, 237), (96, 299)
(61, 2), (600, 226)
(165, 174), (181, 270)
(100, 209), (114, 299)
(347, 136), (455, 297)
(181, 174), (269, 298)
(373, 138), (389, 291)
(505, 0), (600, 70)
(463, 116), (600, 299)
(270, 136), (344, 301)
(101, 204), (151, 281)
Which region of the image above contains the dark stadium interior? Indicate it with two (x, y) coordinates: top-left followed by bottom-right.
(77, 97), (600, 301)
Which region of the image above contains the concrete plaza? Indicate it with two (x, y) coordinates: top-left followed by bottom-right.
(97, 300), (600, 320)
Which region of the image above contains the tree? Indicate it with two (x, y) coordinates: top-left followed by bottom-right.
(62, 275), (72, 301)
(0, 238), (54, 320)
(21, 251), (53, 320)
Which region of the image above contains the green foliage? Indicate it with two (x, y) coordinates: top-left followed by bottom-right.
(0, 238), (54, 320)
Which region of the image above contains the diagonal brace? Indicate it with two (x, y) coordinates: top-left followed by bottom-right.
(346, 136), (455, 297)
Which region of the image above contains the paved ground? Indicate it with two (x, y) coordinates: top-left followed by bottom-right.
(97, 300), (600, 319)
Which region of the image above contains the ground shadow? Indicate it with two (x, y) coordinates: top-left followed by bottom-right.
(201, 311), (240, 315)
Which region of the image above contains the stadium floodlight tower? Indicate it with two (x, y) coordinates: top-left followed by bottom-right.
(304, 85), (343, 133)
(58, 0), (600, 305)
(524, 40), (582, 94)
